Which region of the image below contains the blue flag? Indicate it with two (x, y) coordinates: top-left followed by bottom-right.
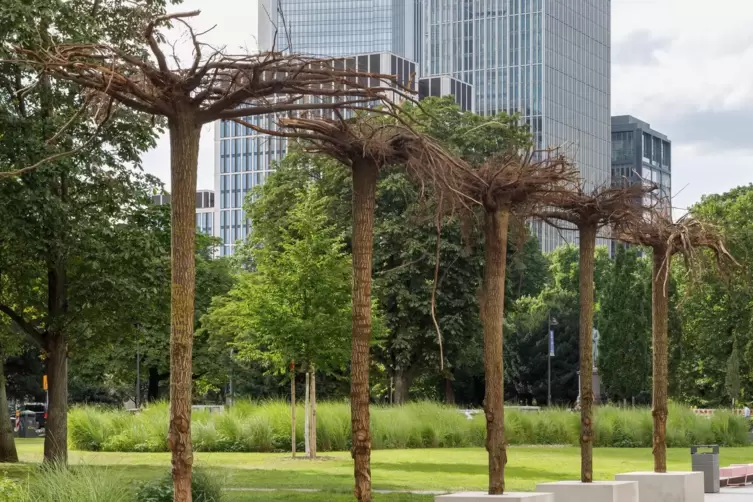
(549, 329), (555, 357)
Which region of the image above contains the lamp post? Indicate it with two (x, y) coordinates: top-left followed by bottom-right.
(548, 312), (558, 407)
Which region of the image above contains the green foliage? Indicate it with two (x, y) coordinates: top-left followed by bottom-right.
(135, 469), (222, 502)
(203, 180), (358, 376)
(725, 345), (742, 406)
(22, 463), (131, 502)
(68, 401), (748, 452)
(598, 246), (652, 403)
(671, 184), (753, 407)
(0, 477), (24, 501)
(506, 245), (612, 405)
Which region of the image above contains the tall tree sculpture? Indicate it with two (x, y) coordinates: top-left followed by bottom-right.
(455, 151), (575, 494)
(239, 112), (466, 502)
(10, 11), (402, 500)
(537, 181), (652, 483)
(619, 211), (734, 472)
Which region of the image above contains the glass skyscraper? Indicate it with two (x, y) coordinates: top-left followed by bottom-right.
(215, 0), (611, 254)
(423, 0), (611, 251)
(258, 0), (422, 59)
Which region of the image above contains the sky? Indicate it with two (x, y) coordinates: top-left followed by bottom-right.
(141, 0), (753, 212)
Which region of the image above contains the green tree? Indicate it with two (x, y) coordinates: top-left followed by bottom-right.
(0, 0), (180, 463)
(726, 344), (742, 408)
(598, 246), (652, 404)
(203, 182), (360, 458)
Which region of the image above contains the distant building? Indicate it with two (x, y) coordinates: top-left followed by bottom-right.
(611, 115), (672, 215)
(150, 189), (216, 237)
(419, 75), (473, 111)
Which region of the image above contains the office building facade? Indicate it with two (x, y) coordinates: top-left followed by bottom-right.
(258, 0), (422, 60)
(423, 0), (611, 251)
(611, 115), (671, 215)
(215, 51), (420, 256)
(150, 190), (216, 237)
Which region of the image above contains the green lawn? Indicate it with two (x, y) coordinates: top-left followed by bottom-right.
(5, 439), (753, 501)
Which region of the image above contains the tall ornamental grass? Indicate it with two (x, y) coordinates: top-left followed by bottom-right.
(68, 401), (750, 453)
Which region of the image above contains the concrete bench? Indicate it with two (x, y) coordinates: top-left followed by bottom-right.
(719, 465), (747, 487)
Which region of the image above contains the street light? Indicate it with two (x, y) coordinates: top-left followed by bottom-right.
(547, 312), (558, 407)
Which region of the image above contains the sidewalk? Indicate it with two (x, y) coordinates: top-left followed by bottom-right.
(708, 486), (753, 500)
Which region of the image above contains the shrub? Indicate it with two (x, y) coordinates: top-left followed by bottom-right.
(68, 400), (751, 452)
(0, 477), (25, 502)
(135, 470), (222, 502)
(24, 464), (131, 502)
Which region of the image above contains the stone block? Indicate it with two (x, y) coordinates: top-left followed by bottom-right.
(535, 481), (638, 502)
(615, 472), (704, 502)
(435, 493), (554, 502)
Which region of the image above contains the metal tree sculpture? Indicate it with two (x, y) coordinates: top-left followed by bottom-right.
(243, 112), (467, 502)
(9, 11), (401, 501)
(537, 182), (653, 483)
(455, 151), (575, 494)
(618, 211), (734, 472)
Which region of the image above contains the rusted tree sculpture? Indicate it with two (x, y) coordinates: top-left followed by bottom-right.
(10, 11), (400, 501)
(537, 182), (653, 483)
(456, 151), (575, 494)
(619, 211), (734, 472)
(241, 112), (466, 502)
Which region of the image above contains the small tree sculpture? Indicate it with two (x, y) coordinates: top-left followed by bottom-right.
(537, 181), (653, 483)
(619, 210), (735, 472)
(240, 112), (466, 502)
(455, 151), (575, 494)
(10, 11), (401, 501)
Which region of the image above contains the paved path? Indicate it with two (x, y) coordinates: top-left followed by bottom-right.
(708, 486), (753, 500)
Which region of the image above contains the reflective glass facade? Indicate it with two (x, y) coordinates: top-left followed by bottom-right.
(259, 0), (422, 61)
(423, 0), (612, 252)
(215, 52), (418, 256)
(611, 115), (671, 217)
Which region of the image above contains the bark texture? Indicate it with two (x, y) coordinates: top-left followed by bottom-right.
(350, 161), (378, 502)
(310, 365), (317, 459)
(44, 333), (67, 464)
(304, 371), (310, 455)
(167, 112), (201, 502)
(0, 357), (19, 463)
(481, 209), (509, 495)
(393, 369), (413, 405)
(291, 369), (296, 458)
(652, 249), (670, 473)
(578, 224), (597, 483)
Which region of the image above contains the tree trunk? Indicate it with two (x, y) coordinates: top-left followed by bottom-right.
(481, 208), (509, 495)
(652, 248), (670, 473)
(350, 161), (378, 502)
(310, 364), (317, 460)
(44, 333), (67, 464)
(578, 223), (597, 483)
(148, 366), (160, 401)
(444, 377), (456, 405)
(291, 367), (296, 458)
(44, 171), (69, 465)
(304, 370), (310, 456)
(167, 112), (201, 502)
(393, 369), (413, 405)
(0, 357), (18, 463)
